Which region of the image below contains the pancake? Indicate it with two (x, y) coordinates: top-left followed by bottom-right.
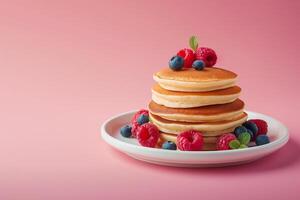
(153, 67), (237, 92)
(202, 143), (217, 151)
(148, 99), (244, 122)
(150, 112), (248, 136)
(152, 84), (241, 108)
(159, 133), (217, 151)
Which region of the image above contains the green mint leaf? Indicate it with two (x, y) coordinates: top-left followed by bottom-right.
(189, 36), (198, 51)
(238, 132), (251, 145)
(229, 139), (240, 149)
(239, 144), (248, 149)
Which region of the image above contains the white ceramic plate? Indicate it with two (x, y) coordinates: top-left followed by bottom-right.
(101, 111), (289, 167)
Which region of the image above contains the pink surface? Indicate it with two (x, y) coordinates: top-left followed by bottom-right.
(0, 0), (299, 199)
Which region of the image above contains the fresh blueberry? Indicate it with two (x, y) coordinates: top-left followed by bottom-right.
(243, 121), (258, 136)
(162, 141), (177, 150)
(192, 60), (205, 70)
(256, 135), (270, 146)
(234, 126), (248, 138)
(120, 125), (132, 138)
(137, 114), (149, 125)
(169, 56), (184, 71)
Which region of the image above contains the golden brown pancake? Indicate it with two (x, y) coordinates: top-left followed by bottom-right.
(155, 67), (237, 82)
(150, 112), (248, 136)
(149, 99), (244, 122)
(153, 67), (237, 92)
(202, 143), (217, 151)
(152, 83), (241, 96)
(152, 84), (241, 108)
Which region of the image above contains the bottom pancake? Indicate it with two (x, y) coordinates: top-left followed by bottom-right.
(150, 112), (248, 136)
(202, 143), (216, 151)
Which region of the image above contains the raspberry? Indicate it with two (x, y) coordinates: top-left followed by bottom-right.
(131, 109), (149, 124)
(131, 109), (149, 137)
(216, 133), (236, 150)
(177, 130), (204, 151)
(136, 123), (160, 148)
(177, 48), (195, 68)
(195, 47), (217, 67)
(131, 122), (140, 138)
(249, 119), (268, 136)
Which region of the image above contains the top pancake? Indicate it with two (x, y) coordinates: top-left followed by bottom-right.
(154, 67), (237, 82)
(153, 67), (237, 92)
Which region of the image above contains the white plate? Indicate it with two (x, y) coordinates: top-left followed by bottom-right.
(101, 111), (289, 167)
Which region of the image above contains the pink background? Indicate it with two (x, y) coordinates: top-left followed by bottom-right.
(1, 0), (299, 199)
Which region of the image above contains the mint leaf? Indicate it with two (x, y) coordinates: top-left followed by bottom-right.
(238, 132), (251, 145)
(229, 139), (240, 149)
(239, 144), (248, 149)
(189, 36), (198, 51)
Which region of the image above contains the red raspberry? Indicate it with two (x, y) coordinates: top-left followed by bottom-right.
(131, 109), (149, 124)
(249, 119), (268, 135)
(177, 48), (195, 68)
(177, 130), (204, 151)
(136, 123), (160, 148)
(131, 122), (139, 138)
(195, 47), (217, 67)
(216, 133), (236, 150)
(131, 109), (149, 137)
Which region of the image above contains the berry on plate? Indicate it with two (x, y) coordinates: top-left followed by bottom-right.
(177, 48), (195, 68)
(136, 123), (160, 148)
(249, 119), (268, 135)
(162, 141), (177, 150)
(131, 109), (149, 124)
(131, 109), (149, 137)
(131, 123), (140, 138)
(256, 135), (270, 146)
(243, 121), (258, 140)
(216, 133), (236, 150)
(169, 56), (184, 71)
(234, 126), (248, 138)
(177, 130), (204, 151)
(137, 114), (149, 125)
(120, 125), (132, 138)
(246, 129), (254, 141)
(192, 60), (205, 70)
(195, 47), (217, 67)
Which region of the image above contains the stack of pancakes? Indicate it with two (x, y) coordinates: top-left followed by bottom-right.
(148, 67), (248, 150)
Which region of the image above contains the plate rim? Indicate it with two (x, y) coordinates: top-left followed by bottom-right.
(100, 110), (289, 156)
